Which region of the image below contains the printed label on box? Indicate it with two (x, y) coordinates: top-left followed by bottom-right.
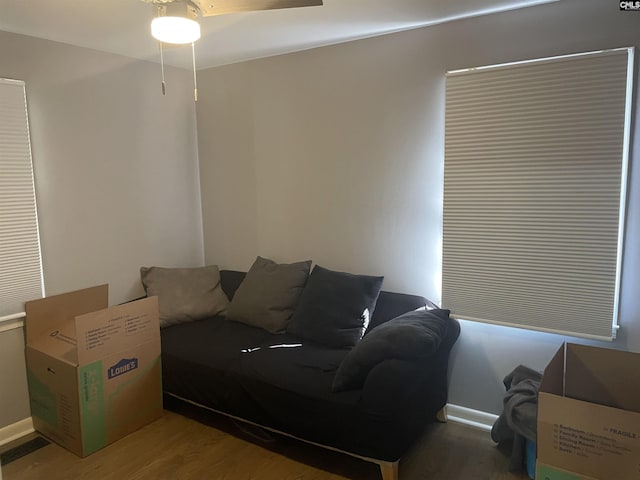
(107, 358), (139, 379)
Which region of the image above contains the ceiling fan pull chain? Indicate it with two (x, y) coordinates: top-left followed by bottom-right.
(192, 41), (198, 102)
(159, 41), (167, 95)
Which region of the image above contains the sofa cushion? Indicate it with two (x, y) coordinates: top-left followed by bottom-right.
(237, 333), (361, 442)
(287, 265), (384, 348)
(161, 315), (271, 367)
(226, 256), (312, 333)
(140, 265), (229, 328)
(161, 316), (275, 419)
(332, 308), (451, 392)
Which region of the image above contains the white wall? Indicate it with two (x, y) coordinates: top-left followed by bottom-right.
(196, 0), (640, 414)
(0, 32), (203, 428)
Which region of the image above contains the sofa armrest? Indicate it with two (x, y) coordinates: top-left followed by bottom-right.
(359, 314), (460, 418)
(360, 358), (433, 415)
(353, 358), (438, 461)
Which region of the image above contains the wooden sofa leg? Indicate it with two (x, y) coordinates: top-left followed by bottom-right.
(379, 460), (399, 480)
(436, 405), (448, 423)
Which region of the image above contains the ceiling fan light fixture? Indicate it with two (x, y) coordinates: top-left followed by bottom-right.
(151, 2), (201, 44)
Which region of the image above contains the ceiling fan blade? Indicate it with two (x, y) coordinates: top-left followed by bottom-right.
(195, 0), (323, 16)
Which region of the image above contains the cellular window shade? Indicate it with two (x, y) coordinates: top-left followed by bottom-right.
(0, 79), (43, 319)
(443, 48), (633, 341)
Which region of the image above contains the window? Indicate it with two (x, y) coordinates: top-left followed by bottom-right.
(442, 48), (634, 340)
(0, 79), (44, 324)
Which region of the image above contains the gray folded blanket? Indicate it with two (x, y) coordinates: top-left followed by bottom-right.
(491, 364), (542, 472)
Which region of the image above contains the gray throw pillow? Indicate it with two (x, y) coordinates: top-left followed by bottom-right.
(226, 256), (312, 333)
(331, 308), (451, 392)
(140, 265), (229, 328)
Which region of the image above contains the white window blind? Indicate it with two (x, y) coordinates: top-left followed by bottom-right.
(0, 79), (43, 320)
(443, 48), (633, 341)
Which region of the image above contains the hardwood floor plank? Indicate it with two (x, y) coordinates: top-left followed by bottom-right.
(2, 409), (530, 480)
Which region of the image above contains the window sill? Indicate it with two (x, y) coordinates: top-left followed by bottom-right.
(0, 313), (25, 333)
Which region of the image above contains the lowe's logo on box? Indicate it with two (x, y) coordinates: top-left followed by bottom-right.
(620, 1), (640, 10)
(107, 358), (139, 379)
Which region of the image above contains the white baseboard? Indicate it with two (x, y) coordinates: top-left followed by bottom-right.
(446, 404), (498, 432)
(0, 417), (34, 447)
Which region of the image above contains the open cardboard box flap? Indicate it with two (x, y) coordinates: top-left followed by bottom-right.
(74, 296), (160, 365)
(25, 284), (108, 344)
(25, 285), (109, 365)
(24, 285), (160, 366)
(563, 343), (640, 413)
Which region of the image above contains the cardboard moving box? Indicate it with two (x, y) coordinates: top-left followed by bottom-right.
(25, 285), (162, 457)
(536, 343), (640, 480)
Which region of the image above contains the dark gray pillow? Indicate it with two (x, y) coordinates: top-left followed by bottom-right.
(331, 308), (451, 392)
(287, 265), (384, 348)
(226, 256), (312, 333)
(140, 265), (229, 328)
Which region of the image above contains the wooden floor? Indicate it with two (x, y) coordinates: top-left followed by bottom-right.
(2, 405), (530, 480)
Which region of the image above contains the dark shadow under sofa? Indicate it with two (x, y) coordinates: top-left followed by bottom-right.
(158, 268), (461, 480)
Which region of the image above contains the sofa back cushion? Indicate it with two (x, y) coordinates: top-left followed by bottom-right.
(226, 257), (312, 333)
(220, 270), (246, 301)
(286, 265), (384, 348)
(368, 291), (434, 332)
(220, 270), (431, 334)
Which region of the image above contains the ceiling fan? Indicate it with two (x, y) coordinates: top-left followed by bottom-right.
(143, 0), (323, 18)
(141, 0), (323, 99)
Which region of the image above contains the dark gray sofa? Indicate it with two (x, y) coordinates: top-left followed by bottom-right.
(160, 270), (460, 480)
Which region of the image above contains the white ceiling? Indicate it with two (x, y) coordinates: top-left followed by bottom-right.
(0, 0), (559, 70)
